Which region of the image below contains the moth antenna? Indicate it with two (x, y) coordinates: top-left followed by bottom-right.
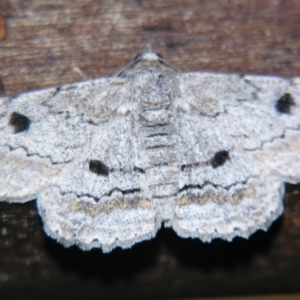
(143, 42), (154, 53)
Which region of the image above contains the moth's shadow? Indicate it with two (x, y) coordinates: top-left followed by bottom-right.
(45, 216), (283, 282)
(169, 217), (283, 271)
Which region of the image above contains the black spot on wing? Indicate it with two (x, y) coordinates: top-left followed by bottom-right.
(134, 166), (145, 174)
(211, 150), (230, 168)
(276, 93), (295, 114)
(9, 112), (31, 133)
(89, 160), (109, 176)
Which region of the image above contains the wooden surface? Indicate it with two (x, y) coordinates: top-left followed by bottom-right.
(1, 1), (300, 299)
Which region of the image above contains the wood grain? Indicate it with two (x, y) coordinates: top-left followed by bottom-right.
(0, 1), (300, 299)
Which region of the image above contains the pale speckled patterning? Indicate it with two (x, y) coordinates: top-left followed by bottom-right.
(0, 47), (300, 252)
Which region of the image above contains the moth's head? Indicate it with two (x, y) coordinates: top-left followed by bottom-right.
(133, 42), (162, 62)
(117, 43), (171, 77)
(134, 50), (163, 63)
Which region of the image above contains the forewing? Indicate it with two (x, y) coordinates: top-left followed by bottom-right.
(0, 77), (157, 251)
(172, 72), (300, 241)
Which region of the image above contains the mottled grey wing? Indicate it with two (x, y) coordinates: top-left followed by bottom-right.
(0, 78), (157, 252)
(172, 72), (300, 242)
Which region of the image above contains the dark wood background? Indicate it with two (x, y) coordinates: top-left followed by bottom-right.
(0, 1), (300, 299)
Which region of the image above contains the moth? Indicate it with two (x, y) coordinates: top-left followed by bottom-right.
(0, 46), (299, 252)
